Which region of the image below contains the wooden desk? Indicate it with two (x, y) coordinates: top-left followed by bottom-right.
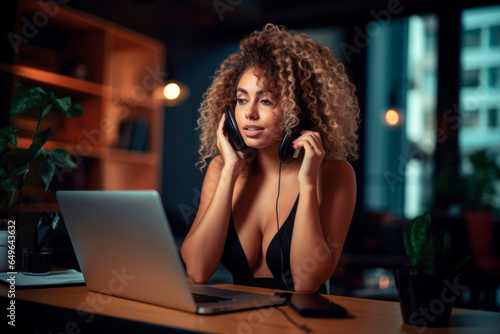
(1, 281), (499, 333)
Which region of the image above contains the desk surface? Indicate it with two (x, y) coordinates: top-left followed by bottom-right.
(1, 281), (499, 333)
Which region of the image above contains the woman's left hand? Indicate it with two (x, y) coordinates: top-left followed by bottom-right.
(292, 130), (326, 186)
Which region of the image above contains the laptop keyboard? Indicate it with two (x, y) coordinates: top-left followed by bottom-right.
(192, 293), (234, 304)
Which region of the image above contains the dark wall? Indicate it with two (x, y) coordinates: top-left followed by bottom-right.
(161, 42), (239, 236)
(0, 1), (16, 128)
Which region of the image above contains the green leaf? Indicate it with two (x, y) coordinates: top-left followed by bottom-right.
(13, 83), (26, 91)
(409, 215), (425, 254)
(408, 212), (436, 274)
(40, 158), (56, 190)
(435, 230), (452, 274)
(7, 191), (16, 210)
(41, 103), (53, 118)
(10, 86), (46, 118)
(9, 164), (29, 178)
(48, 149), (77, 169)
(402, 223), (416, 263)
(65, 103), (84, 118)
(0, 179), (17, 193)
(1, 127), (18, 144)
(14, 143), (42, 168)
(51, 95), (71, 114)
(0, 195), (11, 210)
(34, 127), (51, 146)
(0, 127), (19, 151)
(33, 86), (48, 95)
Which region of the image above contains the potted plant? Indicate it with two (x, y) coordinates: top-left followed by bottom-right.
(395, 211), (469, 328)
(0, 83), (83, 221)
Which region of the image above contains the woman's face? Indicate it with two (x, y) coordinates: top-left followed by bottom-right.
(234, 67), (284, 150)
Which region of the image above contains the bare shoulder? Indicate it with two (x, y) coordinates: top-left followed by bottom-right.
(204, 155), (224, 180)
(206, 155), (224, 171)
(317, 159), (356, 201)
(319, 159), (356, 183)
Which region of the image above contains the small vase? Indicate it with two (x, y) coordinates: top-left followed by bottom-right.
(395, 269), (455, 328)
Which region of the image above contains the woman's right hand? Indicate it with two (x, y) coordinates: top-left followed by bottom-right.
(217, 113), (245, 177)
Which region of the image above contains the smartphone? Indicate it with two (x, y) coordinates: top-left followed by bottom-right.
(275, 292), (347, 318)
(224, 105), (248, 151)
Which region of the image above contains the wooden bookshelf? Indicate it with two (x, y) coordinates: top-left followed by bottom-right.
(1, 0), (165, 212)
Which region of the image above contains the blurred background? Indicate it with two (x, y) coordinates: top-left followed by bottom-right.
(1, 0), (499, 312)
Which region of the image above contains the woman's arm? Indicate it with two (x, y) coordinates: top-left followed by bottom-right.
(180, 156), (233, 283)
(180, 115), (244, 283)
(290, 132), (357, 292)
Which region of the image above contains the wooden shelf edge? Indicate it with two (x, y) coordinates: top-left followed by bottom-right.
(16, 137), (103, 159)
(106, 148), (159, 165)
(0, 63), (105, 96)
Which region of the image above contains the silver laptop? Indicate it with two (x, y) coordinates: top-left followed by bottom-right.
(56, 190), (284, 314)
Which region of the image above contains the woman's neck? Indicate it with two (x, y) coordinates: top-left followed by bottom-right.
(253, 146), (301, 177)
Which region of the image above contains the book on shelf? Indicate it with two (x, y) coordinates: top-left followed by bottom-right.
(118, 119), (149, 152)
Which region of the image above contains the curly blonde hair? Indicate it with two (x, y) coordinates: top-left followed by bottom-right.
(195, 23), (360, 170)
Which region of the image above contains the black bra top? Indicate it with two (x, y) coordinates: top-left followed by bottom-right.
(221, 196), (327, 293)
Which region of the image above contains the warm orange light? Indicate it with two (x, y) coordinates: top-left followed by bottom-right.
(385, 109), (400, 126)
(154, 81), (190, 106)
(164, 83), (180, 100)
(379, 275), (390, 290)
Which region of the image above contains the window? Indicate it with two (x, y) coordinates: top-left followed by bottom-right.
(462, 110), (480, 128)
(488, 108), (498, 128)
(364, 15), (438, 219)
(489, 67), (500, 87)
(464, 28), (481, 47)
(460, 6), (500, 160)
(490, 24), (500, 46)
(462, 69), (480, 87)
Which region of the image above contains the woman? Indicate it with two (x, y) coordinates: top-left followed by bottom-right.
(181, 23), (359, 293)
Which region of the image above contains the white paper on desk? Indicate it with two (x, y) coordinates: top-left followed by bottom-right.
(0, 269), (85, 288)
